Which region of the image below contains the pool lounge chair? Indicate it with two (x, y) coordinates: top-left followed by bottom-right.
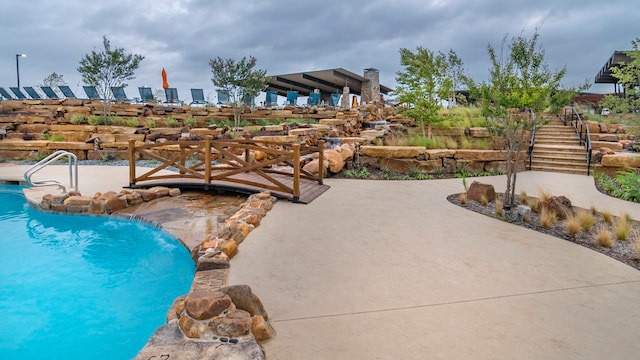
(0, 87), (13, 100)
(265, 90), (278, 107)
(286, 91), (298, 106)
(23, 87), (42, 100)
(83, 86), (100, 100)
(41, 86), (59, 99)
(58, 85), (77, 99)
(138, 87), (154, 103)
(329, 93), (341, 107)
(111, 86), (131, 102)
(217, 90), (229, 105)
(164, 88), (180, 105)
(10, 87), (28, 100)
(190, 89), (206, 106)
(308, 92), (320, 106)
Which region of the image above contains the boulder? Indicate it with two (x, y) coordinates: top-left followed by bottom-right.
(601, 153), (640, 168)
(178, 314), (202, 338)
(220, 285), (269, 319)
(324, 149), (345, 173)
(184, 291), (233, 320)
(208, 309), (252, 337)
(539, 195), (573, 219)
(466, 182), (496, 203)
(251, 315), (276, 341)
(361, 145), (425, 159)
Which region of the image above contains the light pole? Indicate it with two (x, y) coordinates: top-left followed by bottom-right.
(16, 54), (26, 88)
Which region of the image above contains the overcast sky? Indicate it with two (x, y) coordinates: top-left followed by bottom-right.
(1, 0), (638, 102)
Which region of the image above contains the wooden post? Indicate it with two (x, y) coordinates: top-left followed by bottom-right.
(128, 139), (136, 187)
(317, 140), (324, 185)
(179, 143), (186, 174)
(292, 143), (300, 202)
(204, 138), (211, 185)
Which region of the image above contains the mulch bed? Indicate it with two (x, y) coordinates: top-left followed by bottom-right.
(447, 193), (640, 271)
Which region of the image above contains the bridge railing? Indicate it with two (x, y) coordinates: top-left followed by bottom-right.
(128, 138), (325, 202)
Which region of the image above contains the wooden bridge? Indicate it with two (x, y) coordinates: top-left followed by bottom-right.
(127, 138), (330, 204)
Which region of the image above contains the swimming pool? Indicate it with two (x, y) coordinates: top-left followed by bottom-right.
(0, 185), (195, 359)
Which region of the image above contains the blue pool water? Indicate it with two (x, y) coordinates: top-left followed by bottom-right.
(0, 185), (195, 359)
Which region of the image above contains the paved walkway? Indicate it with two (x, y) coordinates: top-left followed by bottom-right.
(228, 172), (640, 360)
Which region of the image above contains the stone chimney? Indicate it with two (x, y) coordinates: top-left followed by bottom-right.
(361, 68), (380, 104)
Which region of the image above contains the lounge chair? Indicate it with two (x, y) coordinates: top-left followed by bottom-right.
(111, 86), (131, 102)
(58, 85), (77, 99)
(23, 87), (42, 100)
(286, 91), (298, 106)
(9, 87), (28, 100)
(41, 86), (59, 99)
(164, 88), (180, 105)
(308, 92), (320, 106)
(190, 89), (207, 106)
(138, 87), (154, 103)
(329, 93), (341, 107)
(265, 90), (278, 107)
(242, 93), (255, 106)
(0, 87), (13, 100)
(216, 90), (229, 105)
(83, 86), (100, 100)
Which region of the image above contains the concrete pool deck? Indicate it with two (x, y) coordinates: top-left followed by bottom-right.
(3, 164), (640, 359)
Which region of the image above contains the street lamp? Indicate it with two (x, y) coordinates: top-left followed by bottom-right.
(16, 54), (27, 88)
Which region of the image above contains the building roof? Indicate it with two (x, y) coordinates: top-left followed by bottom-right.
(265, 68), (393, 97)
(595, 51), (633, 84)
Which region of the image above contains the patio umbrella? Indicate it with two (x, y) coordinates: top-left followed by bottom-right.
(162, 68), (169, 89)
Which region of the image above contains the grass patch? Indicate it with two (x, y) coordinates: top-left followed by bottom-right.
(564, 214), (581, 238)
(577, 209), (596, 232)
(540, 208), (558, 229)
(614, 214), (632, 241)
(596, 225), (615, 248)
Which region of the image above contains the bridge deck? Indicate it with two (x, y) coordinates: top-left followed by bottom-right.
(130, 171), (330, 204)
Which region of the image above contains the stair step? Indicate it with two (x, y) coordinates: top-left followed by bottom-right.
(529, 164), (588, 175)
(530, 159), (587, 168)
(531, 153), (586, 161)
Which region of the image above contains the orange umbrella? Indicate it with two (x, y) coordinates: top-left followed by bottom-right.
(352, 95), (358, 107)
(161, 68), (169, 89)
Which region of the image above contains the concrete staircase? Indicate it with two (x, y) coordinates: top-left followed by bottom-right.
(529, 116), (589, 175)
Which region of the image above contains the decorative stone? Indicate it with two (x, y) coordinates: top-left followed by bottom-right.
(104, 195), (127, 213)
(149, 186), (170, 197)
(169, 188), (181, 197)
(178, 313), (202, 338)
(218, 240), (238, 258)
(184, 291), (233, 321)
(209, 309), (252, 337)
(601, 152), (640, 168)
(220, 285), (269, 319)
(251, 315), (276, 341)
(539, 195), (573, 219)
(361, 145), (426, 159)
(466, 181), (496, 203)
(196, 251), (230, 271)
(454, 149), (509, 161)
(135, 189), (160, 201)
(63, 195), (93, 206)
(324, 149), (345, 173)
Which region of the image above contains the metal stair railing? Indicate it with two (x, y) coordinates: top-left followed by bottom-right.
(24, 150), (78, 192)
(563, 106), (592, 175)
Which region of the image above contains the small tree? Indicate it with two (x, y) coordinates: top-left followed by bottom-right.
(77, 36), (144, 123)
(600, 37), (640, 114)
(41, 72), (65, 87)
(467, 31), (567, 208)
(394, 47), (455, 137)
(446, 49), (465, 108)
(209, 56), (269, 129)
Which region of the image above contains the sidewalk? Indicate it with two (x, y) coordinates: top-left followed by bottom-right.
(228, 172), (640, 359)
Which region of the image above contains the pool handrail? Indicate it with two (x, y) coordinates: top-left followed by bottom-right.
(24, 150), (78, 192)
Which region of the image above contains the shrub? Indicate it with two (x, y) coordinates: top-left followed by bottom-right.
(70, 113), (86, 125)
(538, 188), (552, 203)
(145, 119), (157, 128)
(590, 205), (598, 215)
(564, 214), (581, 238)
(577, 209), (596, 232)
(519, 191), (528, 204)
(51, 134), (64, 142)
(124, 117), (139, 127)
(479, 195), (489, 206)
(495, 198), (504, 217)
(540, 208), (558, 229)
(596, 225), (615, 248)
(614, 215), (632, 240)
(602, 210), (614, 224)
(87, 115), (105, 126)
(458, 192), (467, 204)
(166, 116), (179, 127)
(528, 198), (539, 213)
(444, 137), (458, 149)
(184, 116), (198, 128)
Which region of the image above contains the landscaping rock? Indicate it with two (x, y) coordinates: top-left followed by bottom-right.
(251, 315), (276, 341)
(209, 309), (252, 337)
(539, 195), (573, 219)
(467, 181), (496, 203)
(220, 285), (269, 320)
(184, 291), (233, 321)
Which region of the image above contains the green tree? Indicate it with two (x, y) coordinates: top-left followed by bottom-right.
(394, 47), (454, 137)
(77, 36), (144, 123)
(446, 49), (465, 108)
(209, 56), (269, 129)
(601, 37), (640, 114)
(466, 31), (567, 208)
(41, 72), (65, 87)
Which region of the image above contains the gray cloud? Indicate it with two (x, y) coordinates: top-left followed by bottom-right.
(1, 0), (637, 101)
